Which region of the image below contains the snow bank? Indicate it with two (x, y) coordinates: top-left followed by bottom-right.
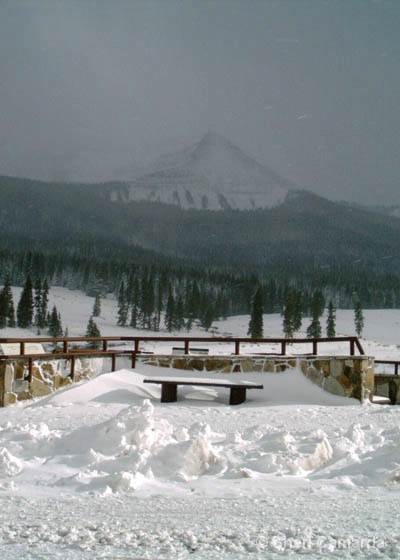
(0, 367), (395, 498)
(0, 364), (399, 558)
(0, 294), (399, 558)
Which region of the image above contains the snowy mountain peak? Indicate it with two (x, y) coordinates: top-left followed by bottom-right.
(186, 131), (265, 175)
(153, 131), (249, 170)
(112, 133), (297, 210)
(190, 130), (243, 160)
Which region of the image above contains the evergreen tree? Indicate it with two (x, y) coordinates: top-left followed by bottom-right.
(314, 290), (325, 317)
(138, 273), (147, 328)
(92, 293), (101, 317)
(7, 298), (16, 328)
(184, 282), (194, 331)
(198, 289), (216, 331)
(306, 292), (323, 338)
(326, 300), (336, 338)
(173, 294), (185, 331)
(33, 277), (49, 332)
(354, 298), (364, 337)
(292, 290), (303, 333)
(282, 290), (296, 338)
(143, 273), (155, 329)
(201, 303), (215, 331)
(86, 316), (101, 348)
(0, 290), (7, 328)
(247, 285), (264, 338)
(48, 305), (63, 337)
(0, 278), (15, 328)
(164, 288), (175, 332)
(129, 276), (140, 328)
(216, 290), (229, 320)
(264, 279), (277, 313)
(34, 277), (42, 332)
(307, 317), (322, 338)
(41, 279), (49, 327)
(117, 279), (129, 326)
(153, 277), (164, 332)
(17, 274), (34, 328)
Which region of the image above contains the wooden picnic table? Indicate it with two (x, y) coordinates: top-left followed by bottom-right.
(143, 377), (264, 405)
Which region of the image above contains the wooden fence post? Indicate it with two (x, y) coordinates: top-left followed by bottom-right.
(28, 357), (33, 382)
(70, 355), (76, 380)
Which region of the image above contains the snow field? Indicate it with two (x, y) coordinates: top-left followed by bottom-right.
(0, 288), (400, 558)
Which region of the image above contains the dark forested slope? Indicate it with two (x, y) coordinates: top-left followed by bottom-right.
(1, 176), (400, 277)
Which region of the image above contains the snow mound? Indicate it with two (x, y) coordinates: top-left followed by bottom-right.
(0, 356), (399, 557)
(2, 393), (397, 496)
(0, 447), (23, 476)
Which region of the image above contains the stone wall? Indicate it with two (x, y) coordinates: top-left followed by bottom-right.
(0, 356), (107, 407)
(137, 354), (375, 403)
(374, 374), (400, 404)
(0, 353), (375, 406)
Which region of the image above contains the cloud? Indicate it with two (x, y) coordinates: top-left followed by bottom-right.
(0, 0), (399, 205)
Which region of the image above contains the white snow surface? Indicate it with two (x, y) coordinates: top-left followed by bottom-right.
(1, 288), (400, 558)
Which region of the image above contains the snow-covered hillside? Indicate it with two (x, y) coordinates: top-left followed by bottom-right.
(108, 132), (295, 210)
(1, 288), (400, 558)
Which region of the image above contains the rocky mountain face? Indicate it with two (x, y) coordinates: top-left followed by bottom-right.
(102, 132), (296, 210)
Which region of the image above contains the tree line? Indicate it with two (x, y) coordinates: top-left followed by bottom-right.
(247, 286), (364, 339)
(1, 270), (366, 343)
(0, 274), (63, 336)
(1, 248), (399, 321)
(0, 273), (103, 344)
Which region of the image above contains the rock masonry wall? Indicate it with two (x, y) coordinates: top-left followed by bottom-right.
(138, 354), (374, 403)
(374, 374), (400, 404)
(0, 354), (375, 406)
(0, 357), (105, 407)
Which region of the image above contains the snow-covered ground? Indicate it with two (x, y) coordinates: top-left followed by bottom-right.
(1, 288), (400, 558)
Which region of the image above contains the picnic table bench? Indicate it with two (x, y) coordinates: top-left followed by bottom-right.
(143, 377), (264, 405)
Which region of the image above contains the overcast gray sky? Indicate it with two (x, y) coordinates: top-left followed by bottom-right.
(0, 0), (399, 205)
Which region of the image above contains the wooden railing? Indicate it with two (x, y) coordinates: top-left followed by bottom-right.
(0, 335), (366, 381)
(0, 334), (365, 356)
(375, 360), (400, 376)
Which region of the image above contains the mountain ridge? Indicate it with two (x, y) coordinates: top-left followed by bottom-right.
(1, 131), (400, 281)
(0, 174), (400, 279)
(103, 132), (296, 210)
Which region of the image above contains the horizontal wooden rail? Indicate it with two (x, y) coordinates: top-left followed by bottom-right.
(0, 335), (365, 356)
(0, 335), (367, 390)
(375, 360), (400, 376)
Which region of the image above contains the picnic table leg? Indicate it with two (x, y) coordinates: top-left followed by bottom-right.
(161, 383), (178, 403)
(229, 387), (246, 405)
